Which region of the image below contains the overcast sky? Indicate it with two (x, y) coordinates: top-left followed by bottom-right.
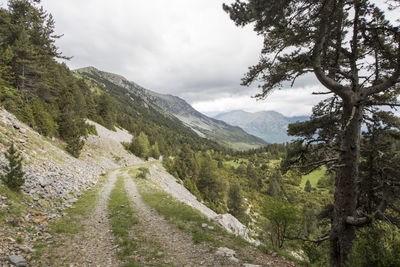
(1, 0), (341, 116)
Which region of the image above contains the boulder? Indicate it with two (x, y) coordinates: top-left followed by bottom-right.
(8, 255), (27, 266)
(215, 247), (239, 263)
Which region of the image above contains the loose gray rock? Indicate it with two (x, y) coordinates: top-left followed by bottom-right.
(215, 247), (239, 263)
(8, 255), (27, 266)
(243, 264), (261, 267)
(201, 223), (208, 228)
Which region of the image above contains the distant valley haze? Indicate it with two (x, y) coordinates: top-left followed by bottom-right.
(1, 0), (334, 118)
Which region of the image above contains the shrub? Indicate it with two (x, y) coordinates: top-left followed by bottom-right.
(346, 222), (400, 267)
(262, 199), (300, 248)
(86, 124), (98, 136)
(136, 167), (149, 179)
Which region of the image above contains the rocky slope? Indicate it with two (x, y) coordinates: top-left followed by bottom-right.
(0, 107), (141, 265)
(215, 110), (308, 143)
(147, 162), (260, 245)
(75, 66), (267, 150)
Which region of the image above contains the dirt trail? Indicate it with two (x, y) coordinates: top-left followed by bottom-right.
(33, 166), (300, 267)
(35, 170), (121, 266)
(122, 169), (237, 267)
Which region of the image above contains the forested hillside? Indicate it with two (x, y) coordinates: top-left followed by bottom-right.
(75, 66), (267, 151)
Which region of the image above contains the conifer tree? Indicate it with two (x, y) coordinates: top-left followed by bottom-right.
(130, 132), (150, 159)
(66, 136), (84, 158)
(137, 132), (150, 159)
(31, 99), (55, 136)
(174, 144), (199, 181)
(266, 170), (283, 199)
(1, 143), (25, 191)
(97, 94), (115, 130)
(228, 181), (246, 221)
(150, 141), (161, 160)
(304, 180), (312, 192)
(0, 46), (14, 86)
(197, 152), (225, 204)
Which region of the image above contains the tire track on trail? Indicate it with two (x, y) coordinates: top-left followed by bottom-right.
(35, 170), (122, 266)
(123, 169), (237, 267)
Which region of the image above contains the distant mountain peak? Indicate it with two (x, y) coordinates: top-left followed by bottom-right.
(214, 110), (308, 143)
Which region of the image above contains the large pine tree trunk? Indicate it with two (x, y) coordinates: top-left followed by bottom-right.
(330, 102), (362, 267)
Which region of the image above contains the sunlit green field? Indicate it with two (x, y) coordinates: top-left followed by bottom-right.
(300, 166), (327, 188)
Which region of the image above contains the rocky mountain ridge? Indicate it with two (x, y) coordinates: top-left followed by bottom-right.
(215, 110), (308, 143)
(75, 67), (267, 150)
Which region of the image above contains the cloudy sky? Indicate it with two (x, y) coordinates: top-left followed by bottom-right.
(2, 0), (334, 116)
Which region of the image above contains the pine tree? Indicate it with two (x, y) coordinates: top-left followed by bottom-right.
(304, 180), (312, 192)
(266, 170), (283, 199)
(197, 152), (225, 204)
(137, 132), (150, 159)
(228, 181), (246, 221)
(150, 141), (161, 160)
(217, 160), (223, 169)
(0, 46), (15, 86)
(224, 1), (400, 264)
(66, 136), (84, 158)
(1, 143), (25, 191)
(174, 144), (199, 181)
(11, 25), (39, 95)
(97, 94), (115, 130)
(31, 99), (56, 136)
(130, 132), (150, 159)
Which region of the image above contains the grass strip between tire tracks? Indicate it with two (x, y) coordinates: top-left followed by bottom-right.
(108, 174), (140, 267)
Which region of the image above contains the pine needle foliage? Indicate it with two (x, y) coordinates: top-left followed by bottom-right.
(1, 143), (25, 191)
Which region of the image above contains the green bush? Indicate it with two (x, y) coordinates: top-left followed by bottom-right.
(346, 222), (400, 267)
(262, 199), (300, 249)
(85, 124), (98, 136)
(1, 144), (25, 191)
(136, 167), (149, 179)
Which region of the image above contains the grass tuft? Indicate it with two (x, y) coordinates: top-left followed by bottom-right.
(135, 178), (238, 248)
(108, 175), (140, 264)
(49, 184), (100, 234)
(0, 184), (27, 226)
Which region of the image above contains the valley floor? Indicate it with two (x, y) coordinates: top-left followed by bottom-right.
(32, 163), (301, 267)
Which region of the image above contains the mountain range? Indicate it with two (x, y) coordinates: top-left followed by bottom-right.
(75, 67), (267, 150)
(214, 110), (308, 143)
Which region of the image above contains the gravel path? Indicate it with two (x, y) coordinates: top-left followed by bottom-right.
(122, 170), (237, 267)
(35, 170), (121, 266)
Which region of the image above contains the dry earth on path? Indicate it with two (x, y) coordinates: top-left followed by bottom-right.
(33, 170), (121, 267)
(123, 170), (237, 267)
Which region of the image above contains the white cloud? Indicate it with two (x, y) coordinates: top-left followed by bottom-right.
(38, 0), (265, 94)
(193, 85), (330, 117)
(0, 0), (328, 116)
